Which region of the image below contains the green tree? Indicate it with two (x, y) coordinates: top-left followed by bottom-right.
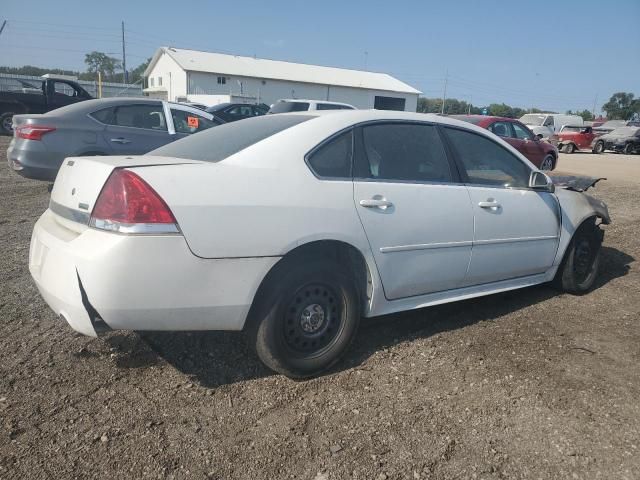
(127, 57), (152, 84)
(84, 51), (121, 78)
(602, 92), (640, 120)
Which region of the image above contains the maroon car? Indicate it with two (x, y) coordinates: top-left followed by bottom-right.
(452, 115), (558, 170)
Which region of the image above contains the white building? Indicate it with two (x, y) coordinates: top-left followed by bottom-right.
(143, 47), (420, 111)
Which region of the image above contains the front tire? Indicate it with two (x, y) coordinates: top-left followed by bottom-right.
(553, 218), (603, 294)
(624, 143), (634, 154)
(564, 143), (575, 154)
(250, 259), (361, 379)
(540, 154), (555, 171)
(592, 141), (604, 154)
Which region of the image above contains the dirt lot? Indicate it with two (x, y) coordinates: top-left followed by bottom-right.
(1, 138), (638, 480)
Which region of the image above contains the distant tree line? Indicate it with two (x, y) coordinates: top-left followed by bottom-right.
(418, 91), (639, 122)
(0, 52), (151, 85)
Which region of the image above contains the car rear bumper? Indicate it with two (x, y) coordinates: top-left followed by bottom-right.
(7, 140), (65, 181)
(30, 209), (279, 336)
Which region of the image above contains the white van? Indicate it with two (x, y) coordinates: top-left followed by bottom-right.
(519, 113), (584, 139)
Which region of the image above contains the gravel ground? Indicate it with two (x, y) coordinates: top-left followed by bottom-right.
(1, 137), (639, 480)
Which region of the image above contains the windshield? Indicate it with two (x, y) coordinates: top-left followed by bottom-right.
(610, 127), (640, 137)
(149, 114), (314, 162)
(520, 114), (546, 126)
(269, 102), (310, 113)
(600, 120), (627, 130)
(561, 126), (583, 133)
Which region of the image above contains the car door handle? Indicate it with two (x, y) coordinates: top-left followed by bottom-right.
(478, 200), (500, 208)
(360, 199), (393, 208)
(110, 137), (131, 144)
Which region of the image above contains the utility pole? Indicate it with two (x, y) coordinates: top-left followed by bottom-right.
(592, 93), (598, 119)
(441, 69), (448, 115)
(121, 21), (127, 83)
(468, 94), (472, 115)
(0, 20), (7, 38)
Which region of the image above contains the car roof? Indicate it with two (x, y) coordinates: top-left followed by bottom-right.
(277, 99), (354, 106)
(42, 97), (163, 116)
(450, 114), (517, 126)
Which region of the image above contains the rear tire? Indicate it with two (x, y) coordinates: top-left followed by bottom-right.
(250, 259), (361, 379)
(564, 143), (575, 154)
(553, 218), (603, 294)
(592, 141), (604, 154)
(624, 143), (634, 154)
(0, 112), (15, 135)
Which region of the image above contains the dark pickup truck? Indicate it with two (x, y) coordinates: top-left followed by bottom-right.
(0, 78), (93, 135)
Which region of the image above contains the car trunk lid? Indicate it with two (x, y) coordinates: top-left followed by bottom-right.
(49, 155), (203, 230)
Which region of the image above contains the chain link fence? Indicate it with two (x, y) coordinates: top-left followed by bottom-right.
(0, 73), (144, 98)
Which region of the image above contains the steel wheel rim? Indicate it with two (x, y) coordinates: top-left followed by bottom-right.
(282, 282), (343, 355)
(541, 156), (553, 170)
(573, 238), (595, 284)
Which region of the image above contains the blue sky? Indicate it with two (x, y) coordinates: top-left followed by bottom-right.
(1, 0), (639, 113)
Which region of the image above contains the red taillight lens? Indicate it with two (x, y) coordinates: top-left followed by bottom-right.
(90, 169), (178, 233)
(15, 125), (56, 140)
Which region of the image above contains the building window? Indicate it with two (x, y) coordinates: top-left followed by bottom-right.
(217, 76), (226, 85)
(158, 76), (163, 86)
(150, 77), (154, 87)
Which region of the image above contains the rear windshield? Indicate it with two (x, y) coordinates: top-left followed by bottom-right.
(269, 102), (310, 113)
(149, 114), (314, 162)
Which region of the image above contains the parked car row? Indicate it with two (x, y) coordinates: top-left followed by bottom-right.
(28, 110), (610, 378)
(553, 122), (640, 154)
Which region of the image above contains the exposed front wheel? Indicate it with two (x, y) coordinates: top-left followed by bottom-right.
(564, 143), (575, 154)
(592, 141), (604, 154)
(0, 112), (15, 135)
(624, 143), (634, 154)
(250, 259), (361, 378)
(540, 154), (555, 171)
(553, 218), (603, 294)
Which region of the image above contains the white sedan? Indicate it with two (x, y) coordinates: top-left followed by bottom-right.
(29, 110), (610, 378)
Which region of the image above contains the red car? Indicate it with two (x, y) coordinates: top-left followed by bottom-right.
(555, 125), (601, 153)
(452, 115), (558, 170)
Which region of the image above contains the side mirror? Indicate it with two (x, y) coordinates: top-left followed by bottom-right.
(529, 171), (555, 192)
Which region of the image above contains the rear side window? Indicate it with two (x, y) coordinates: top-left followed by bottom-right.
(316, 103), (352, 110)
(443, 127), (530, 188)
(357, 123), (453, 183)
(90, 107), (114, 124)
(269, 102), (310, 113)
(307, 130), (353, 178)
(150, 114), (313, 162)
(112, 104), (167, 131)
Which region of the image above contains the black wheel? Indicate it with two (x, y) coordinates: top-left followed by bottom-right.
(540, 154), (555, 171)
(624, 143), (634, 154)
(250, 259), (360, 378)
(564, 143), (575, 154)
(0, 112), (15, 135)
(592, 141), (604, 154)
(553, 218), (603, 294)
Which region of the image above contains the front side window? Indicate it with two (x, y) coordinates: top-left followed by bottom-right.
(489, 121), (513, 138)
(307, 130), (352, 178)
(170, 109), (219, 134)
(269, 102), (309, 113)
(512, 122), (533, 140)
(53, 81), (76, 97)
(443, 127), (530, 188)
(90, 107), (114, 124)
(112, 104), (167, 131)
(357, 123), (452, 183)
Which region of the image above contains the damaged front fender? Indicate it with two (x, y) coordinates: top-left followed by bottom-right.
(551, 175), (606, 193)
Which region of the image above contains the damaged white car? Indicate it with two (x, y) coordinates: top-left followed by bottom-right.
(29, 111), (610, 378)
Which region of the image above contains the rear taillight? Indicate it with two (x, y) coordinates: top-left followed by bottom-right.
(90, 169), (179, 234)
(15, 125), (56, 140)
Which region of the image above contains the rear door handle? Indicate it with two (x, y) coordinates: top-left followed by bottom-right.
(478, 200), (500, 208)
(360, 199), (393, 208)
(110, 137), (131, 144)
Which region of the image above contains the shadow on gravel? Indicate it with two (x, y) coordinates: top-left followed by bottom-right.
(125, 246), (633, 388)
